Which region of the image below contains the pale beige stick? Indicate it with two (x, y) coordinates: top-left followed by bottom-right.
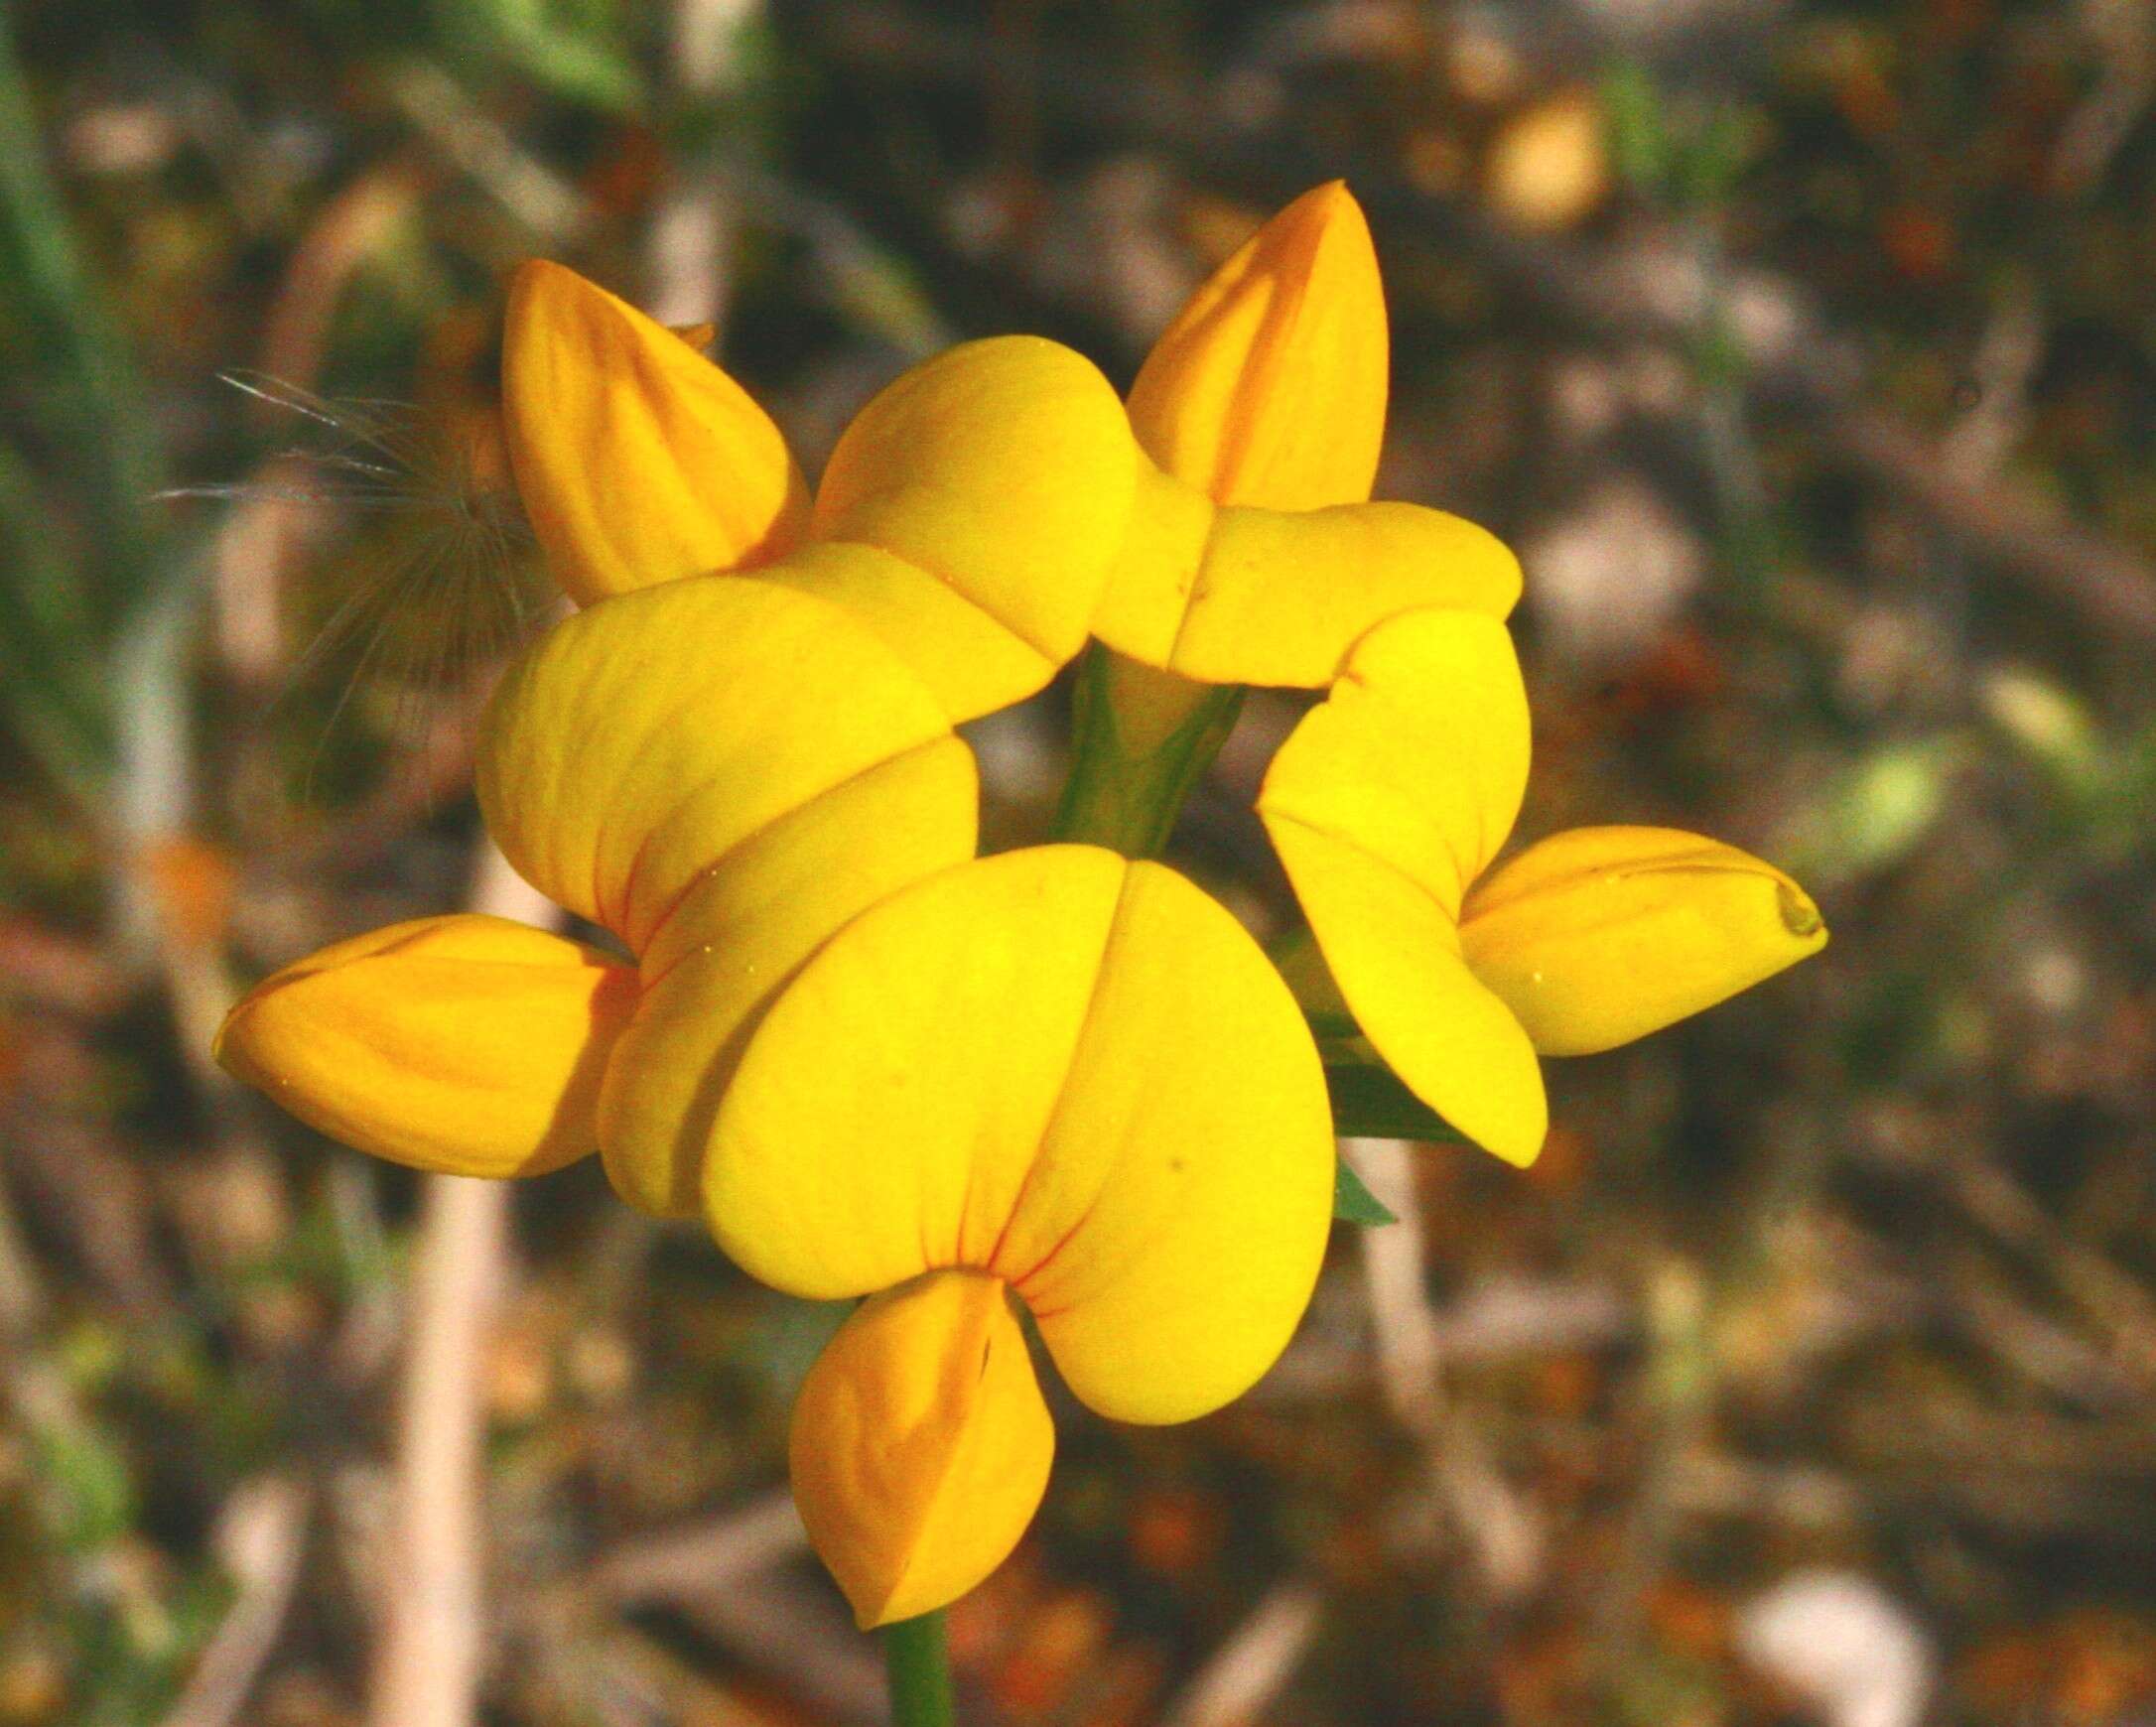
(160, 1475), (313, 1727)
(1346, 1136), (1545, 1599)
(364, 845), (552, 1727)
(383, 64), (588, 244)
(1160, 1581), (1324, 1727)
(586, 1491), (807, 1606)
(646, 0), (762, 331)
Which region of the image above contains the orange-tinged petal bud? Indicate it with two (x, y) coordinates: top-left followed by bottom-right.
(1459, 826), (1827, 1055)
(502, 260), (809, 604)
(1128, 182), (1388, 510)
(214, 914), (636, 1177)
(789, 1270), (1053, 1629)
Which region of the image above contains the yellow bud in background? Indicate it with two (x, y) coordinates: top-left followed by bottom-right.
(789, 1270), (1053, 1630)
(1128, 182), (1389, 511)
(502, 260), (810, 604)
(213, 915), (637, 1177)
(1483, 92), (1610, 233)
(1459, 827), (1827, 1056)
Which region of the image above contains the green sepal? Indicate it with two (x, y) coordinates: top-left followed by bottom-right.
(1332, 1155), (1398, 1227)
(1325, 1061), (1469, 1145)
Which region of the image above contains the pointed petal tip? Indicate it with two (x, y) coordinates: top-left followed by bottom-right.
(501, 259), (809, 604)
(1778, 878), (1827, 943)
(1130, 183), (1388, 511)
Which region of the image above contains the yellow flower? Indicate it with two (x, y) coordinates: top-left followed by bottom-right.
(1092, 183), (1522, 685)
(708, 846), (1334, 1625)
(502, 260), (1137, 722)
(216, 232), (1828, 1640)
(1257, 609), (1827, 1166)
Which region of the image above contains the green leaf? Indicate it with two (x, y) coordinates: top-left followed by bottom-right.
(1332, 1155), (1398, 1227)
(1325, 1062), (1469, 1145)
(1599, 59), (1671, 195)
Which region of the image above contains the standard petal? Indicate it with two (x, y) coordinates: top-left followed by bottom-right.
(502, 260), (809, 603)
(1128, 182), (1389, 510)
(1459, 826), (1828, 1055)
(596, 737), (978, 1216)
(706, 848), (1333, 1422)
(789, 1270), (1053, 1629)
(1092, 476), (1523, 687)
(213, 914), (635, 1177)
(808, 337), (1138, 717)
(1258, 610), (1544, 1163)
(477, 574), (959, 954)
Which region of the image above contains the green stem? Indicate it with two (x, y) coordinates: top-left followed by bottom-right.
(881, 1610), (956, 1727)
(1051, 645), (1245, 856)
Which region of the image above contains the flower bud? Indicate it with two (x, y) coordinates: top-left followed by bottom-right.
(1127, 182), (1388, 511)
(1460, 827), (1827, 1056)
(789, 1270), (1053, 1629)
(214, 914), (637, 1176)
(502, 260), (809, 604)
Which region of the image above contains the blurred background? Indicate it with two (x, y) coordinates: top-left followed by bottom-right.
(2, 1), (2153, 1723)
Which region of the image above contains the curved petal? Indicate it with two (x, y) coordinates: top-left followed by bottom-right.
(706, 847), (1333, 1424)
(1093, 473), (1524, 686)
(1128, 182), (1388, 510)
(502, 260), (809, 603)
(477, 573), (960, 954)
(1460, 826), (1828, 1055)
(597, 737), (978, 1216)
(789, 1270), (1052, 1629)
(1005, 859), (1336, 1423)
(1269, 823), (1545, 1166)
(214, 915), (635, 1177)
(1258, 610), (1544, 1163)
(1258, 609), (1531, 915)
(809, 337), (1139, 718)
(749, 543), (1053, 730)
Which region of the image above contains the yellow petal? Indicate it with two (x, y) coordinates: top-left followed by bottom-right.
(1268, 822), (1546, 1166)
(597, 737), (978, 1216)
(1258, 610), (1545, 1163)
(1004, 857), (1335, 1423)
(213, 915), (635, 1177)
(1129, 182), (1388, 510)
(477, 574), (960, 954)
(808, 337), (1138, 719)
(1459, 826), (1828, 1055)
(1259, 609), (1530, 914)
(1092, 466), (1524, 685)
(707, 847), (1333, 1423)
(502, 259), (810, 604)
(750, 542), (1053, 730)
(790, 1270), (1053, 1629)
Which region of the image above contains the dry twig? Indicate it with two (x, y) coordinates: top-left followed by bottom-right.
(363, 843), (545, 1727)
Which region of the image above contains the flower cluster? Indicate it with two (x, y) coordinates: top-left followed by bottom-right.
(217, 185), (1825, 1629)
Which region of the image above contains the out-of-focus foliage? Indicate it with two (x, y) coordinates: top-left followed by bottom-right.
(0, 1), (2150, 1724)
